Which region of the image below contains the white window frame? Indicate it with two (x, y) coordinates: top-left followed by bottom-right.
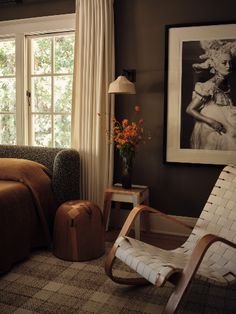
(0, 14), (75, 145)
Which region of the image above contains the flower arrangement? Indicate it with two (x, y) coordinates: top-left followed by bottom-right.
(111, 105), (146, 158)
(109, 105), (149, 188)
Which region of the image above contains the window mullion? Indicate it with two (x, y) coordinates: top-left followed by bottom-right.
(15, 33), (27, 145)
(27, 37), (33, 145)
(51, 36), (54, 147)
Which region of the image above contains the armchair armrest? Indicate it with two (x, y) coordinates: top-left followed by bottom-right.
(53, 149), (80, 205)
(183, 234), (236, 281)
(164, 234), (236, 314)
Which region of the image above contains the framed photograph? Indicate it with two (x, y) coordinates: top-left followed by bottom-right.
(165, 22), (236, 165)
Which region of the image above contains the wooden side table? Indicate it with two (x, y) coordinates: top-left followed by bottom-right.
(103, 184), (149, 239)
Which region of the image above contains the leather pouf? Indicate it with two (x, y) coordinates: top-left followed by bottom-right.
(53, 200), (105, 261)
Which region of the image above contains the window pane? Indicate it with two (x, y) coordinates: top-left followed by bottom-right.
(32, 37), (51, 74)
(0, 40), (15, 76)
(55, 35), (74, 73)
(32, 77), (51, 112)
(0, 114), (16, 144)
(0, 78), (16, 112)
(32, 114), (52, 146)
(28, 32), (74, 148)
(54, 76), (72, 112)
(54, 115), (71, 148)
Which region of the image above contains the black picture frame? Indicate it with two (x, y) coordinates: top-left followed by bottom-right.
(164, 21), (236, 165)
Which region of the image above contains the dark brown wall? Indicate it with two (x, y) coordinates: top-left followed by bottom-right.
(1, 0), (235, 217)
(113, 0), (236, 217)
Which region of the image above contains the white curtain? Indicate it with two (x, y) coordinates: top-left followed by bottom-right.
(72, 0), (115, 209)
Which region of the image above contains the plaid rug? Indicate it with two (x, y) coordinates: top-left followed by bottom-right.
(0, 244), (235, 314)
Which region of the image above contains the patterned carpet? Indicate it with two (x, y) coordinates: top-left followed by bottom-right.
(0, 244), (235, 314)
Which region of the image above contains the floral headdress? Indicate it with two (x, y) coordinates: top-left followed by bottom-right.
(192, 40), (236, 72)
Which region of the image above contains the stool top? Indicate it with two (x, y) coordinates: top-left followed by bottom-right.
(106, 184), (149, 195)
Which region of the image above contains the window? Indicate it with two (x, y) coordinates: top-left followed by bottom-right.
(28, 33), (74, 147)
(0, 14), (75, 147)
(0, 38), (16, 144)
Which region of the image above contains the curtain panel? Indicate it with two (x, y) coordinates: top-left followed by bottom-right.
(72, 0), (115, 208)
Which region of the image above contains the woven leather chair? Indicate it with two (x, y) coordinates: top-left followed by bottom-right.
(105, 165), (236, 314)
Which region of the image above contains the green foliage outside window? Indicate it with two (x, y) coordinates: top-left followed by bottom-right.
(0, 40), (16, 145)
(0, 40), (15, 76)
(0, 29), (74, 147)
(31, 34), (74, 147)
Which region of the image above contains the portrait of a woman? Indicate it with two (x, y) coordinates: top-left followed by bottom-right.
(185, 40), (236, 151)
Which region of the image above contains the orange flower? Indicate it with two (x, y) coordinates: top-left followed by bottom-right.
(109, 105), (150, 156)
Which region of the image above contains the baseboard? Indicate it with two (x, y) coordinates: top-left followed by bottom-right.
(109, 208), (197, 237)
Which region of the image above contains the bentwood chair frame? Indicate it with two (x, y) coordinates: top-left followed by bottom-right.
(105, 165), (236, 313)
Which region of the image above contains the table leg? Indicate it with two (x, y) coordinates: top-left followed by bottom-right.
(103, 192), (112, 231)
(134, 191), (150, 239)
(114, 202), (121, 229)
(142, 193), (150, 233)
(133, 196), (140, 240)
(134, 216), (140, 240)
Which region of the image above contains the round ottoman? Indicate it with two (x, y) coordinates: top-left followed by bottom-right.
(53, 200), (105, 261)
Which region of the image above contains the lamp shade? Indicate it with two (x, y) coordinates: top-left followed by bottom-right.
(108, 75), (136, 94)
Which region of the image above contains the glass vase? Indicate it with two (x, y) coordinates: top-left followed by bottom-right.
(121, 152), (135, 189)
